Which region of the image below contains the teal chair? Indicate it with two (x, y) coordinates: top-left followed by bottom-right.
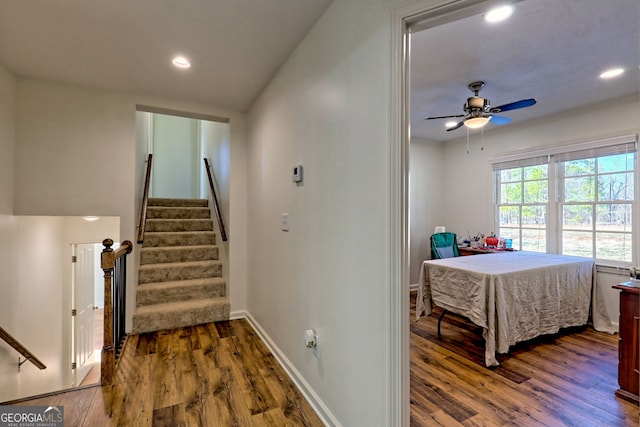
(430, 232), (459, 259)
(429, 231), (459, 335)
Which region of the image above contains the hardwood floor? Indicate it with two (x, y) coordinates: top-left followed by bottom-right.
(410, 291), (639, 426)
(7, 319), (323, 427)
(9, 299), (639, 426)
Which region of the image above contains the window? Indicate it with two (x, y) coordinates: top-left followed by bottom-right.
(496, 163), (548, 252)
(559, 152), (634, 262)
(493, 135), (637, 264)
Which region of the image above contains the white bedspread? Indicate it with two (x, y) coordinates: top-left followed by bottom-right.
(416, 251), (595, 367)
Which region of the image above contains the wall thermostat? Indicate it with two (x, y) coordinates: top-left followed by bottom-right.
(293, 164), (303, 183)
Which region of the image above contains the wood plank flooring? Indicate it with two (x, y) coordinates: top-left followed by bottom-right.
(8, 299), (640, 426)
(410, 291), (639, 426)
(7, 319), (323, 427)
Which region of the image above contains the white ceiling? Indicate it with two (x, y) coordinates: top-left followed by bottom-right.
(411, 0), (640, 142)
(0, 0), (636, 128)
(0, 0), (333, 111)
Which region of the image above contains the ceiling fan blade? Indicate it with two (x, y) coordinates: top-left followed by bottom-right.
(425, 114), (466, 120)
(446, 121), (465, 131)
(489, 115), (512, 125)
(490, 98), (537, 113)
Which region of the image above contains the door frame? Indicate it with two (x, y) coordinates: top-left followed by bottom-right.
(389, 1), (499, 424)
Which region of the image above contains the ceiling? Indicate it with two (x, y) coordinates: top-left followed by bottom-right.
(410, 0), (640, 142)
(0, 0), (333, 111)
(0, 0), (636, 128)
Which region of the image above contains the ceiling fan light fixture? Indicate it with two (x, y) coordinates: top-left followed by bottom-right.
(464, 116), (491, 129)
(484, 5), (514, 23)
(599, 67), (624, 79)
(172, 56), (191, 69)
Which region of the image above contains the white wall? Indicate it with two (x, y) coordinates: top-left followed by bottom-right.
(0, 216), (119, 403)
(246, 0), (397, 424)
(13, 78), (249, 331)
(200, 120), (232, 308)
(200, 120), (230, 226)
(409, 138), (445, 284)
(0, 62), (16, 328)
(150, 114), (199, 199)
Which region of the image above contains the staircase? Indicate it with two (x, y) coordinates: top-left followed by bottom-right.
(131, 198), (230, 334)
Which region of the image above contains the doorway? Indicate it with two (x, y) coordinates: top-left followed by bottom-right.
(71, 243), (104, 387)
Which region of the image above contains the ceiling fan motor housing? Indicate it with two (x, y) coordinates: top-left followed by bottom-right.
(466, 96), (488, 111)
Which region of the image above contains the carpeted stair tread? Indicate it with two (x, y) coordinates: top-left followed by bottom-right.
(147, 206), (211, 219)
(143, 231), (216, 247)
(140, 245), (218, 264)
(138, 260), (222, 284)
(136, 277), (226, 306)
(133, 196), (230, 333)
(145, 218), (214, 232)
(131, 297), (230, 334)
(148, 198), (208, 207)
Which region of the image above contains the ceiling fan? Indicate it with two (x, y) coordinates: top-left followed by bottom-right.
(425, 81), (536, 131)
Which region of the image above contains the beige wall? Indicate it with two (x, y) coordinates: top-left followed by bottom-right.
(0, 63), (15, 215)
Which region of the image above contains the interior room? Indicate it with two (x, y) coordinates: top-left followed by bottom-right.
(409, 0), (638, 293)
(408, 0), (639, 423)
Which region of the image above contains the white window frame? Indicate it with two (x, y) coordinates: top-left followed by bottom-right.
(492, 134), (638, 266)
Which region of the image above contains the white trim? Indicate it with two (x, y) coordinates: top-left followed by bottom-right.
(389, 3), (413, 426)
(242, 312), (340, 427)
(229, 310), (247, 320)
(490, 133), (638, 164)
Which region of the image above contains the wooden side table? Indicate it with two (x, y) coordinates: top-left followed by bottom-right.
(612, 283), (640, 405)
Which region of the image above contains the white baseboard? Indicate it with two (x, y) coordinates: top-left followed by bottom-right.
(231, 311), (339, 427)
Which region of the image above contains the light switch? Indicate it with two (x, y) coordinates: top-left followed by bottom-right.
(281, 213), (289, 231)
(293, 164), (303, 183)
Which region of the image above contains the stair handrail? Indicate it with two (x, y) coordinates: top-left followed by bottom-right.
(203, 158), (228, 242)
(0, 326), (46, 371)
(137, 154), (153, 244)
(101, 238), (133, 386)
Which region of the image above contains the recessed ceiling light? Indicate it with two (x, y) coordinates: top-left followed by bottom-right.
(445, 121), (458, 128)
(172, 56), (191, 69)
(599, 67), (625, 79)
(83, 216), (100, 222)
(485, 5), (515, 23)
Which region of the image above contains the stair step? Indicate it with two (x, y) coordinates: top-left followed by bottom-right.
(146, 218), (214, 232)
(138, 260), (222, 284)
(148, 198), (209, 207)
(131, 297), (230, 334)
(143, 231), (216, 247)
(140, 245), (218, 264)
(147, 206), (210, 219)
(136, 278), (226, 306)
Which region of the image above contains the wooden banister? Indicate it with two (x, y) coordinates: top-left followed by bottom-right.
(137, 154), (153, 244)
(0, 326), (46, 371)
(101, 238), (133, 386)
(204, 158), (228, 242)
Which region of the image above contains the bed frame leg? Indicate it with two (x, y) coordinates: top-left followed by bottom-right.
(438, 310), (447, 336)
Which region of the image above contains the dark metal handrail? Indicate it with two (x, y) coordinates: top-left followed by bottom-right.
(137, 154), (153, 244)
(204, 158), (228, 242)
(0, 326), (46, 371)
(100, 238), (132, 386)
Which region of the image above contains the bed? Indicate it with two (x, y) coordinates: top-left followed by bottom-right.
(416, 251), (596, 367)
